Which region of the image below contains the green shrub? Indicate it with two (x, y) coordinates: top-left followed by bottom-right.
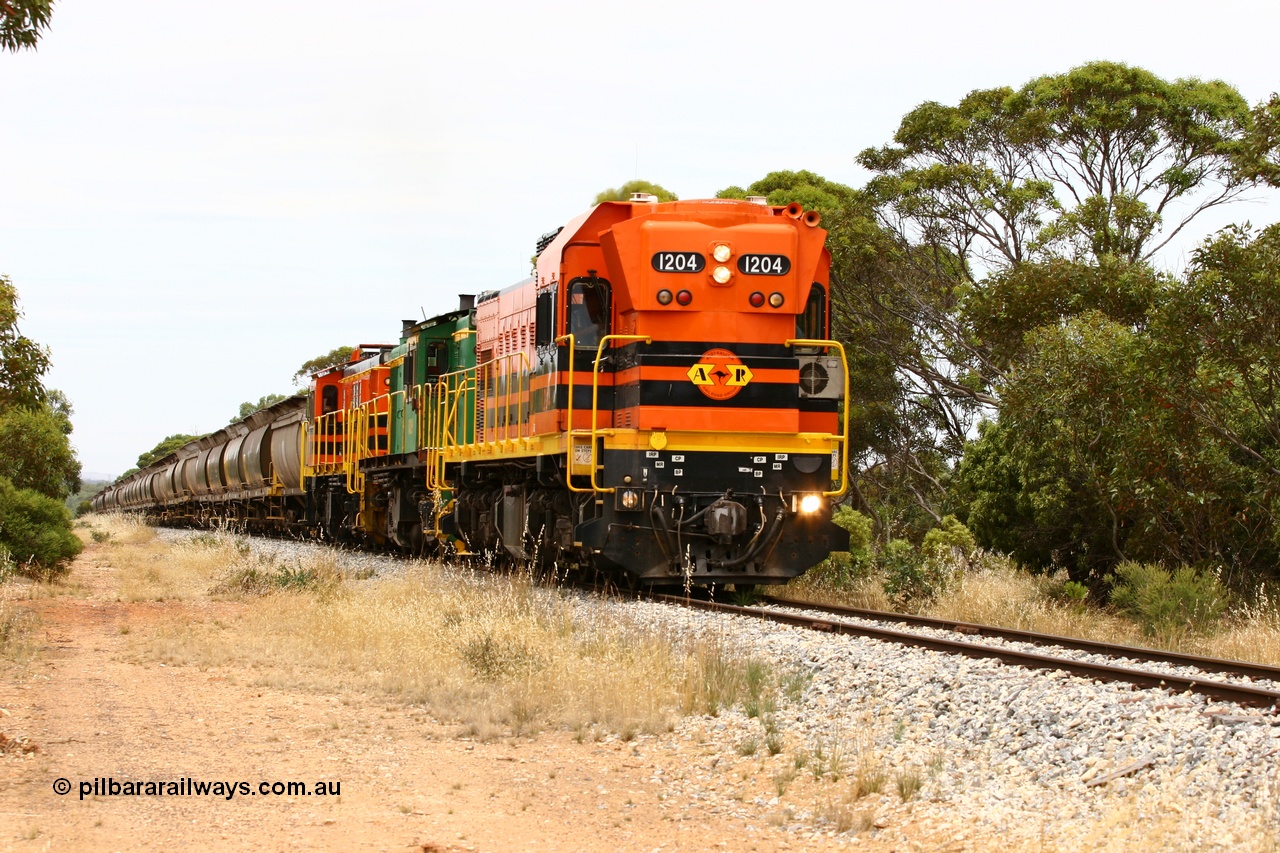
(0, 475), (82, 576)
(880, 539), (935, 605)
(1046, 575), (1091, 608)
(920, 515), (976, 565)
(1108, 561), (1228, 637)
(806, 507), (876, 588)
(0, 406), (80, 500)
(832, 506), (874, 553)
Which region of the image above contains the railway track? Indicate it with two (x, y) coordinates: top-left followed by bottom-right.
(640, 590), (1280, 710)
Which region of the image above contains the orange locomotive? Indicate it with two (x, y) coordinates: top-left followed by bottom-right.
(444, 194), (850, 584)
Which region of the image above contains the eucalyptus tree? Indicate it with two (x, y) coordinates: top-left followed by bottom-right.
(0, 0), (54, 52)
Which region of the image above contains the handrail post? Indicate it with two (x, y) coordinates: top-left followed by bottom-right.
(554, 334), (589, 493)
(298, 420), (308, 489)
(589, 334), (650, 493)
(785, 338), (850, 498)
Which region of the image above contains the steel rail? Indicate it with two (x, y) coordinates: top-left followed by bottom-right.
(760, 596), (1280, 685)
(645, 592), (1280, 709)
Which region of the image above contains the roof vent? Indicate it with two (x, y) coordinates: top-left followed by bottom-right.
(630, 192), (659, 203)
(746, 195), (768, 205)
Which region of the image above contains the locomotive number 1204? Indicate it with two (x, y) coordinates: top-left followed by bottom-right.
(651, 252), (706, 272)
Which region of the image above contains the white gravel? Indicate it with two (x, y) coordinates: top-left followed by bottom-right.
(608, 596), (1280, 849)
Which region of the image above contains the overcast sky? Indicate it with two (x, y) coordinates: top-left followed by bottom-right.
(2, 0), (1278, 479)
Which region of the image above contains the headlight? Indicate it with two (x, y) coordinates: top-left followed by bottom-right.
(712, 265), (732, 284)
(712, 244), (731, 263)
(799, 494), (821, 514)
(620, 489), (640, 510)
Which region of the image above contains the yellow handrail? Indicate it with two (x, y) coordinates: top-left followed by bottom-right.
(297, 420), (307, 489)
(554, 334), (588, 493)
(588, 334), (650, 493)
(785, 338), (850, 498)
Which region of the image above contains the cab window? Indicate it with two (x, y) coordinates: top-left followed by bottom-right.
(568, 277), (610, 348)
(799, 283), (828, 340)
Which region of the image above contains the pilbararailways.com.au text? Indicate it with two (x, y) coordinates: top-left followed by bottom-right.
(54, 777), (341, 801)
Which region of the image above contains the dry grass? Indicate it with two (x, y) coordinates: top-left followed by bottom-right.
(0, 592), (38, 665)
(76, 512), (158, 547)
(781, 569), (892, 611)
(97, 526), (779, 739)
(111, 533), (242, 603)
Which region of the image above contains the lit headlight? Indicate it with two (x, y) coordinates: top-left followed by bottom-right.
(620, 489), (640, 510)
(713, 265), (732, 284)
(712, 244), (731, 263)
(799, 494), (821, 514)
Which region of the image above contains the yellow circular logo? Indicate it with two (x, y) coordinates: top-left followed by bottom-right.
(686, 348), (754, 401)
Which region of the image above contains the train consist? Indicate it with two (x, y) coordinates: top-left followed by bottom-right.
(96, 195), (852, 585)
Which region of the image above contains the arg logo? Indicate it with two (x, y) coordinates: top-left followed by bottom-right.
(687, 348), (753, 401)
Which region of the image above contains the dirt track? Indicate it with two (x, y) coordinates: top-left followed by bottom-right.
(0, 544), (855, 852)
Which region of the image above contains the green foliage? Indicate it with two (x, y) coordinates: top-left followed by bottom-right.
(955, 224), (1280, 584)
(0, 276), (51, 412)
(136, 434), (202, 469)
(879, 539), (949, 605)
(0, 404), (80, 500)
(1243, 94), (1280, 186)
(848, 62), (1274, 532)
(64, 479), (109, 514)
(293, 346), (354, 386)
(859, 60), (1265, 268)
(594, 180), (678, 204)
(716, 170), (859, 218)
(968, 256), (1164, 373)
(833, 506), (874, 553)
(808, 507), (874, 586)
(0, 475), (82, 576)
(0, 0), (52, 52)
(920, 515), (975, 565)
(237, 393), (289, 421)
(1108, 562), (1229, 637)
(1047, 578), (1091, 608)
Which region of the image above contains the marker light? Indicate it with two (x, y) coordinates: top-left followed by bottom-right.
(712, 265), (732, 284)
(676, 290), (693, 306)
(712, 244), (731, 263)
(769, 292), (785, 308)
(657, 289), (673, 305)
(749, 291), (765, 308)
(799, 494), (821, 514)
